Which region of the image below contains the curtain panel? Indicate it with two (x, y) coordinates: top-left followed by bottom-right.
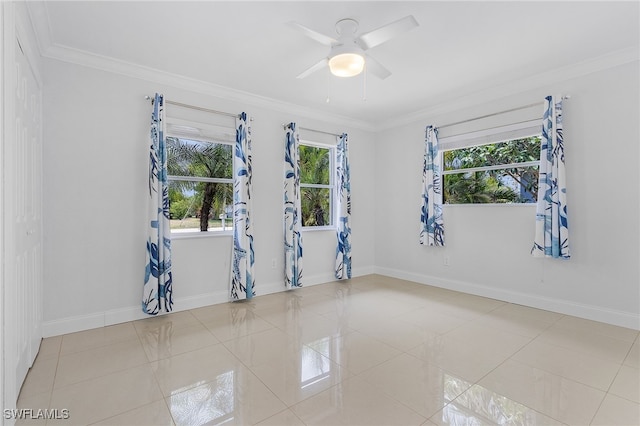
(284, 123), (303, 289)
(143, 93), (173, 315)
(420, 125), (445, 246)
(231, 112), (256, 300)
(335, 133), (352, 279)
(532, 96), (570, 259)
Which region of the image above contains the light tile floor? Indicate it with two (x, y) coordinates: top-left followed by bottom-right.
(16, 275), (640, 425)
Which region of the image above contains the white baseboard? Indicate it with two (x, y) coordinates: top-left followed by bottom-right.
(43, 291), (229, 337)
(374, 266), (640, 330)
(43, 266), (376, 337)
(253, 266), (375, 296)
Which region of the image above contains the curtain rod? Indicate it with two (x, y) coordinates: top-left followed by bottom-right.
(436, 95), (570, 131)
(145, 96), (241, 119)
(282, 123), (342, 138)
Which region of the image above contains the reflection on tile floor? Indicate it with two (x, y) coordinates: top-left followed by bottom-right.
(16, 275), (640, 425)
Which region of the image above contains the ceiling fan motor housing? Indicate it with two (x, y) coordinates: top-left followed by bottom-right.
(329, 19), (366, 77)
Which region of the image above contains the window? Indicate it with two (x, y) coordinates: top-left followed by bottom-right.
(166, 136), (233, 233)
(442, 136), (541, 204)
(299, 142), (334, 227)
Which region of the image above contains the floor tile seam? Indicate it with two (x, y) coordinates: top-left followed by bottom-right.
(357, 378), (431, 422)
(512, 334), (626, 385)
(259, 408), (307, 426)
(287, 382), (354, 419)
(34, 347), (63, 404)
(466, 321), (549, 341)
(506, 353), (618, 393)
(618, 339), (640, 371)
(545, 322), (639, 345)
(588, 390), (610, 426)
(215, 364), (288, 425)
(58, 334), (143, 359)
(52, 359), (154, 393)
(338, 347), (405, 377)
(495, 357), (612, 398)
(141, 338), (224, 363)
(136, 324), (221, 348)
(444, 317), (542, 341)
(471, 361), (595, 426)
(217, 336), (309, 409)
(55, 340), (149, 377)
(473, 307), (561, 331)
(606, 389), (640, 406)
(241, 341), (334, 374)
(84, 398), (169, 426)
(204, 321), (278, 343)
(348, 349), (412, 381)
(38, 337), (63, 363)
(299, 375), (429, 424)
(426, 385), (567, 426)
(16, 386), (54, 409)
(529, 331), (631, 364)
(20, 355), (59, 389)
(189, 307), (226, 330)
(434, 328), (535, 361)
(606, 363), (640, 402)
(193, 310), (267, 326)
(133, 319), (210, 337)
(155, 379), (178, 426)
(553, 315), (640, 337)
(188, 305), (261, 324)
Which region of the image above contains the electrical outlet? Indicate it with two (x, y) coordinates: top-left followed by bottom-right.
(443, 256), (450, 266)
(271, 258), (277, 269)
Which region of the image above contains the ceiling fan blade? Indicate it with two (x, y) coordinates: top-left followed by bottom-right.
(288, 21), (337, 46)
(365, 55), (392, 80)
(296, 58), (329, 79)
(357, 15), (419, 50)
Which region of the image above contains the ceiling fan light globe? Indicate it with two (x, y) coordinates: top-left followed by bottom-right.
(329, 53), (365, 77)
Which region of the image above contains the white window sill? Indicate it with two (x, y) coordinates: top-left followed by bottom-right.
(302, 226), (337, 232)
(170, 229), (233, 240)
(442, 203), (536, 207)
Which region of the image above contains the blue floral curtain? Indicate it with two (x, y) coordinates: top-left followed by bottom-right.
(335, 133), (352, 279)
(143, 93), (173, 315)
(532, 96), (570, 259)
(420, 125), (445, 246)
(231, 112), (256, 300)
(284, 123), (303, 289)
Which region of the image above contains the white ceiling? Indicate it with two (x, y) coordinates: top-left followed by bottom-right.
(28, 1), (639, 127)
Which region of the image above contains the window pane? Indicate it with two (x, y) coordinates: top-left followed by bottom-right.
(166, 136), (232, 179)
(444, 137), (540, 171)
(443, 166), (539, 204)
(169, 181), (233, 232)
(300, 187), (331, 226)
(299, 145), (330, 185)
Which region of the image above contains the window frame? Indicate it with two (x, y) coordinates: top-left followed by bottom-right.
(165, 121), (235, 238)
(298, 139), (337, 231)
(438, 119), (542, 206)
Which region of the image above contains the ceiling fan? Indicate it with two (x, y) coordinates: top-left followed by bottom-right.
(289, 15), (419, 80)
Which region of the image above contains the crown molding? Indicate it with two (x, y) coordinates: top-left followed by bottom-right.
(24, 1), (639, 132)
(377, 46), (639, 131)
(25, 1), (52, 60)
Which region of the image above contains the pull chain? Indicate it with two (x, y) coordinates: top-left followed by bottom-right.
(326, 69), (331, 103)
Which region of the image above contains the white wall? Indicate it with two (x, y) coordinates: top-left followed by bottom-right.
(374, 61), (640, 329)
(42, 55), (639, 334)
(42, 59), (375, 336)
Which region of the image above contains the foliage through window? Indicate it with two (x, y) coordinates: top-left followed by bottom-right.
(443, 136), (541, 204)
(166, 136), (233, 232)
(299, 143), (334, 227)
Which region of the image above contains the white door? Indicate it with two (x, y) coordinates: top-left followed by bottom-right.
(4, 30), (43, 406)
